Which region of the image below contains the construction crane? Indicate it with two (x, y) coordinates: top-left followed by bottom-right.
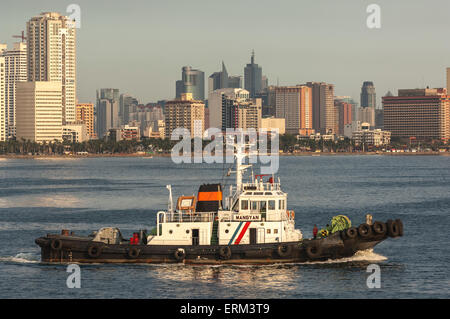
(12, 31), (26, 42)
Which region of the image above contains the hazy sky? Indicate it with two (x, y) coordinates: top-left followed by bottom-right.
(1, 0), (449, 106)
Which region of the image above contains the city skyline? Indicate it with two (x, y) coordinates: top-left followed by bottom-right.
(1, 0), (449, 106)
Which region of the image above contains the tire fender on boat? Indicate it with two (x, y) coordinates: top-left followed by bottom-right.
(127, 247), (140, 258)
(358, 223), (373, 238)
(305, 242), (322, 259)
(277, 244), (292, 258)
(87, 245), (103, 258)
(387, 219), (400, 237)
(219, 246), (232, 259)
(345, 227), (358, 239)
(372, 221), (387, 235)
(50, 239), (63, 250)
(174, 248), (186, 261)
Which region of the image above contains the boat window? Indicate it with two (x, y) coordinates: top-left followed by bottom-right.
(259, 201), (267, 213)
(267, 229), (271, 234)
(274, 229), (278, 234)
(279, 200), (285, 210)
(264, 192), (272, 195)
(268, 200), (275, 210)
(241, 200), (249, 210)
(254, 192), (263, 195)
(245, 192), (252, 195)
(251, 201), (258, 211)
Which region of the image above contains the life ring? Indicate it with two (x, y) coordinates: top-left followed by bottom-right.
(127, 247), (140, 259)
(372, 221), (387, 235)
(277, 244), (292, 258)
(87, 245), (102, 258)
(345, 227), (358, 239)
(387, 220), (400, 237)
(50, 239), (63, 250)
(219, 246), (232, 259)
(305, 242), (322, 259)
(358, 223), (372, 238)
(395, 219), (404, 237)
(174, 248), (186, 261)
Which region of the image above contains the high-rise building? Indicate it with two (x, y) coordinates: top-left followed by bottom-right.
(16, 81), (63, 143)
(222, 97), (262, 131)
(0, 56), (5, 141)
(208, 88), (250, 129)
(76, 103), (94, 139)
(119, 94), (139, 125)
(227, 76), (242, 89)
(164, 93), (205, 138)
(383, 88), (450, 140)
(96, 88), (120, 138)
(275, 86), (313, 135)
(447, 68), (450, 94)
(208, 62), (243, 95)
(208, 62), (228, 95)
(26, 12), (76, 124)
(334, 99), (352, 135)
(244, 51), (262, 98)
(360, 81), (376, 108)
(176, 66), (205, 101)
(306, 82), (337, 134)
(0, 42), (27, 139)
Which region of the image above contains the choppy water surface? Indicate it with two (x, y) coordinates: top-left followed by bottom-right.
(0, 156), (449, 298)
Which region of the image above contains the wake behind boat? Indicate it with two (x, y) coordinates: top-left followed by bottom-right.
(35, 142), (403, 264)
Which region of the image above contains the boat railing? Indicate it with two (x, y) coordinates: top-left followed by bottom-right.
(159, 211), (215, 223)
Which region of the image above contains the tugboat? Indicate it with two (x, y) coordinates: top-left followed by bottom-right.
(35, 142), (403, 264)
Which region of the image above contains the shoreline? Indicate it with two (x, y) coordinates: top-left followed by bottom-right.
(0, 151), (448, 159)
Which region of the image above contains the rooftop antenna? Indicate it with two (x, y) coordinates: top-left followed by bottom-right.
(12, 31), (26, 42)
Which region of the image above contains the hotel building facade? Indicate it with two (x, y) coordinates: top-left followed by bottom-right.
(16, 81), (63, 143)
(275, 85), (313, 135)
(383, 88), (450, 141)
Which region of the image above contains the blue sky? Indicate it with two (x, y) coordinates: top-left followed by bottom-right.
(1, 0), (449, 106)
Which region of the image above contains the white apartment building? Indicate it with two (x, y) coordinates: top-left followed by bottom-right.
(0, 42), (27, 139)
(16, 81), (63, 143)
(0, 57), (5, 141)
(27, 12), (76, 124)
(352, 122), (391, 146)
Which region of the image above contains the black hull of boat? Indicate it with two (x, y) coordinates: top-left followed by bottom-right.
(35, 220), (403, 264)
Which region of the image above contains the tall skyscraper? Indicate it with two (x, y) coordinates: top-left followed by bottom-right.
(119, 94), (139, 125)
(447, 68), (450, 94)
(16, 81), (63, 143)
(176, 66), (205, 101)
(164, 93), (204, 138)
(208, 62), (228, 95)
(275, 86), (313, 135)
(360, 81), (376, 108)
(0, 42), (27, 139)
(0, 57), (5, 141)
(96, 88), (120, 138)
(26, 12), (76, 124)
(383, 88), (450, 140)
(306, 82), (337, 134)
(244, 51), (262, 98)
